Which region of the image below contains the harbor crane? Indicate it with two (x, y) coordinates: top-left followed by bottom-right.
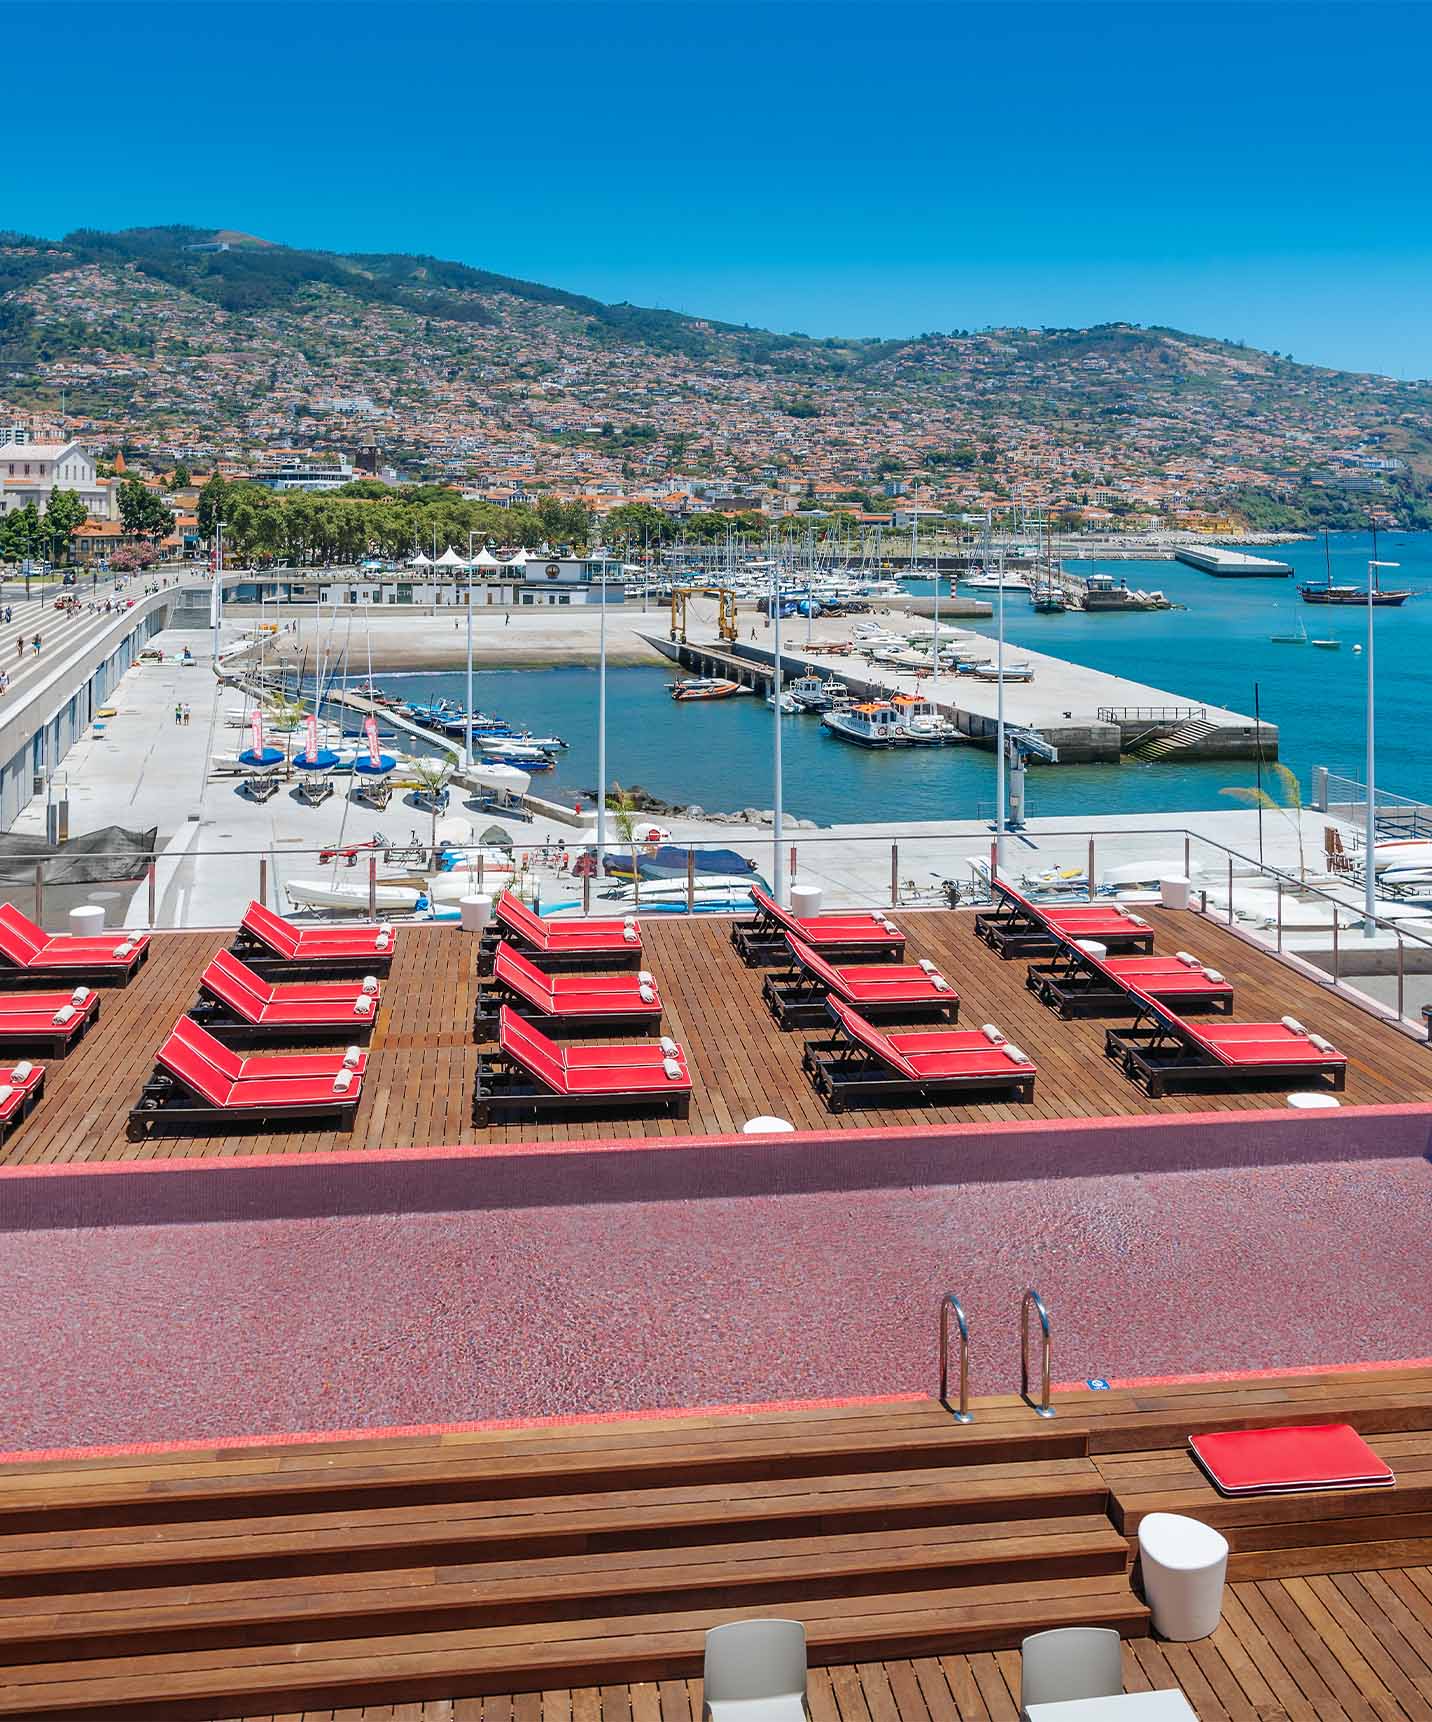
(670, 586), (739, 645)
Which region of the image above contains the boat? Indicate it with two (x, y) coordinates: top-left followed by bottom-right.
(970, 661), (1035, 682)
(1300, 526), (1412, 606)
(821, 701), (905, 747)
(962, 569), (1033, 593)
(1080, 574), (1172, 612)
(1311, 638), (1341, 649)
(670, 678), (744, 701)
(284, 879), (423, 913)
(787, 674), (832, 711)
(889, 693), (958, 744)
(766, 690), (801, 713)
(1270, 621), (1308, 644)
(1030, 589), (1067, 614)
(594, 876), (764, 913)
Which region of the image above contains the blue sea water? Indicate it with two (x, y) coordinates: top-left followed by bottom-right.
(374, 530), (1432, 825)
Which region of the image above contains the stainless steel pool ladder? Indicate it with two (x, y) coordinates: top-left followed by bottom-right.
(938, 1291), (973, 1422)
(1021, 1287), (1055, 1417)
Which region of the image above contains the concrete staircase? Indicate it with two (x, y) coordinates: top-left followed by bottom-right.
(1129, 717), (1220, 761)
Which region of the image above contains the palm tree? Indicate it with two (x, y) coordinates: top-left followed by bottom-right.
(608, 781), (643, 908)
(1221, 763), (1307, 879)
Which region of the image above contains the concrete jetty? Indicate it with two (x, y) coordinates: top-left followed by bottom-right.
(1175, 545), (1293, 577)
(647, 622), (1276, 764)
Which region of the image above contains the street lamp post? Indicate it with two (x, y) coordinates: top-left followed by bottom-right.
(465, 530), (480, 770)
(772, 559), (785, 905)
(596, 543), (608, 867)
(991, 513), (1006, 876)
(1364, 556), (1399, 936)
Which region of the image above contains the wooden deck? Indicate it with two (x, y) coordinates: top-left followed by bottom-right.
(3, 904), (1431, 1165)
(2, 1366), (1432, 1717)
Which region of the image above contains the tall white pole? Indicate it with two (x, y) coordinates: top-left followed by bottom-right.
(211, 519), (223, 669)
(930, 517), (940, 703)
(596, 553), (607, 864)
(772, 560), (785, 904)
(994, 515), (1006, 876)
(465, 554), (474, 771)
(1364, 556), (1398, 935)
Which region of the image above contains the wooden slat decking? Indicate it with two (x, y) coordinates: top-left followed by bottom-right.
(208, 1595), (1432, 1722)
(2, 904), (1429, 1165)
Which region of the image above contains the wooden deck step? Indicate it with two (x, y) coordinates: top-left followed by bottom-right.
(0, 1513), (1129, 1664)
(0, 1573), (1151, 1719)
(0, 1455), (1110, 1593)
(0, 1403), (1083, 1533)
(1098, 1432), (1432, 1579)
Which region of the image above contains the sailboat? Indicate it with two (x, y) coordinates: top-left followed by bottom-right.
(1269, 618), (1308, 644)
(1300, 526), (1412, 606)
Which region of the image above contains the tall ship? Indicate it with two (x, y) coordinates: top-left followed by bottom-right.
(1299, 528), (1412, 607)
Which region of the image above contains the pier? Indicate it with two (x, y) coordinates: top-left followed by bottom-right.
(645, 623), (1276, 764)
(1175, 545), (1294, 577)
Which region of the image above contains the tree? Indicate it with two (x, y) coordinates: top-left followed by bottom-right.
(42, 489), (87, 563)
(0, 504), (44, 562)
(118, 478), (174, 544)
(197, 474), (228, 539)
(171, 462), (191, 490)
(1222, 762), (1307, 879)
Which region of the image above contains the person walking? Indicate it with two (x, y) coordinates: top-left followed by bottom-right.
(182, 704), (191, 727)
(31, 635), (40, 656)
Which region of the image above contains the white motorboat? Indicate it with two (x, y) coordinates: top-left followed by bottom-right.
(890, 694), (958, 744)
(766, 690), (801, 713)
(787, 674), (832, 711)
(962, 570), (1033, 592)
(821, 700), (904, 747)
(971, 661), (1035, 682)
(465, 761), (532, 798)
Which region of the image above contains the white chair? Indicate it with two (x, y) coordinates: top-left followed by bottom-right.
(703, 1618), (808, 1722)
(1138, 1511), (1229, 1640)
(1019, 1626), (1123, 1713)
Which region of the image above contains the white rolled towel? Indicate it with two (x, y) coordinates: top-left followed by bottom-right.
(12, 1062), (33, 1081)
(361, 974), (379, 995)
(70, 985), (89, 1005)
(623, 926), (639, 943)
(623, 916), (637, 928)
(1115, 904), (1134, 918)
(353, 994), (374, 1017)
(659, 1036), (678, 1055)
(1003, 1043), (1030, 1065)
(1203, 969), (1225, 984)
(638, 970), (654, 984)
(1281, 1015), (1307, 1036)
(0, 1086), (16, 1105)
(917, 958), (937, 973)
(51, 1005), (76, 1025)
(332, 1067), (355, 1093)
(112, 941), (135, 958)
(638, 983), (656, 1003)
(981, 1022), (1005, 1044)
(374, 927), (392, 950)
(662, 1055), (683, 1080)
(1310, 1033), (1337, 1054)
(1126, 913), (1148, 927)
(1175, 950), (1198, 967)
(342, 1045), (362, 1069)
(930, 975), (951, 993)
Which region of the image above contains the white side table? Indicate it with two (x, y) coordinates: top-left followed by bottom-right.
(1138, 1511), (1229, 1641)
(69, 904), (105, 937)
(459, 893), (493, 934)
(1286, 1091), (1340, 1110)
(789, 883), (823, 918)
(742, 1116), (795, 1134)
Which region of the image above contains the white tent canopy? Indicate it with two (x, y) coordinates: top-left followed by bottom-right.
(435, 546), (469, 568)
(473, 547), (500, 568)
(407, 552), (433, 568)
(505, 547), (529, 566)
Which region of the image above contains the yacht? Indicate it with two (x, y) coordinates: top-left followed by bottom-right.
(670, 677), (744, 701)
(890, 694), (958, 744)
(787, 674), (832, 711)
(970, 660), (1035, 682)
(821, 700), (904, 747)
(962, 569), (1033, 593)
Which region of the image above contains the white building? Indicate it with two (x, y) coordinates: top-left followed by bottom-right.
(0, 442), (113, 520)
(520, 554), (626, 605)
(250, 457), (355, 493)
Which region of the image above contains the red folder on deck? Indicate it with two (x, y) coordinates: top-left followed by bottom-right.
(1189, 1423), (1394, 1496)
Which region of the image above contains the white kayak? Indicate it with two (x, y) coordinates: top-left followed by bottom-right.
(284, 878), (422, 913)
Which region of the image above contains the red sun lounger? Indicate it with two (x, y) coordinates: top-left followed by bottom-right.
(192, 949), (381, 1042)
(1103, 993), (1347, 1096)
(1027, 938), (1234, 1019)
(0, 987), (100, 1055)
(473, 941), (664, 1037)
(231, 900), (395, 977)
(803, 996), (1036, 1112)
(732, 884), (907, 967)
(762, 933), (958, 1030)
(473, 1005), (691, 1126)
(0, 902), (149, 987)
(0, 1060), (45, 1140)
(129, 1016), (366, 1138)
(973, 879), (1156, 959)
(477, 890), (642, 975)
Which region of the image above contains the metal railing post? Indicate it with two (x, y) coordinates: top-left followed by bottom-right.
(32, 862), (43, 929)
(582, 870), (592, 915)
(1397, 929), (1406, 1022)
(1227, 855), (1234, 926)
(1087, 836), (1096, 901)
(890, 842), (899, 908)
(368, 855), (378, 920)
(476, 852), (484, 890)
(147, 861), (157, 928)
(938, 1293), (973, 1423)
(1332, 913), (1341, 983)
(1184, 832), (1191, 878)
(259, 856), (268, 909)
(686, 846), (695, 914)
(1276, 879), (1283, 953)
(1020, 1289), (1055, 1418)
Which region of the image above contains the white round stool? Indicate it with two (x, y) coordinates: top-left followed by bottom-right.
(1138, 1511), (1229, 1640)
(459, 893), (492, 934)
(1286, 1091), (1340, 1110)
(1075, 939), (1107, 960)
(68, 904), (105, 937)
(789, 883), (823, 918)
(742, 1115), (795, 1134)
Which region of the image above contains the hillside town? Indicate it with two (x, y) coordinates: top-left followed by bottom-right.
(1, 229), (1429, 564)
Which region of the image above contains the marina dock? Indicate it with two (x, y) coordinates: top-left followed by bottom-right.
(646, 626), (1276, 764)
(1176, 544), (1294, 577)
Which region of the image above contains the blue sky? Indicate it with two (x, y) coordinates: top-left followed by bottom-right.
(9, 1), (1432, 376)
